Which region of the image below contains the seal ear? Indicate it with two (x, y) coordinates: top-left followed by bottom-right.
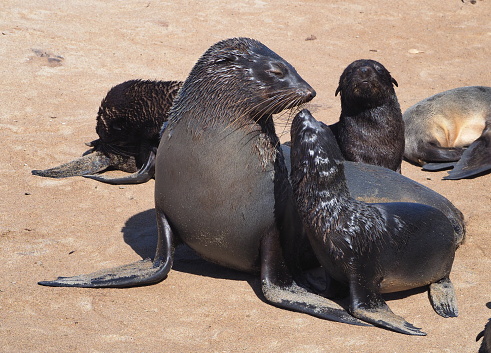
(335, 85), (341, 96)
(214, 53), (238, 64)
(391, 77), (398, 87)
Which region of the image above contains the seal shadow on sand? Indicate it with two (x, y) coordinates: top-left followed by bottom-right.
(121, 209), (429, 306)
(121, 208), (252, 282)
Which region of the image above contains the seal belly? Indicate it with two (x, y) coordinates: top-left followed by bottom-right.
(156, 120), (276, 273)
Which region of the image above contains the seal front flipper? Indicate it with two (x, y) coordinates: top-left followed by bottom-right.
(83, 149), (156, 185)
(259, 227), (368, 326)
(38, 207), (175, 288)
(32, 151), (112, 178)
(429, 276), (458, 317)
(349, 276), (426, 336)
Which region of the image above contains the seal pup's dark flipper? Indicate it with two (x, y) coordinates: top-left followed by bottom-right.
(260, 227), (368, 327)
(428, 276), (458, 317)
(83, 149), (156, 185)
(444, 124), (491, 180)
(32, 151), (112, 178)
(422, 161), (457, 171)
(349, 276), (426, 336)
(38, 208), (174, 287)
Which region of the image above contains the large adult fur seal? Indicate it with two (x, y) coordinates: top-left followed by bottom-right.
(31, 79), (182, 184)
(403, 86), (491, 179)
(290, 109), (460, 335)
(329, 59), (404, 172)
(39, 38), (370, 326)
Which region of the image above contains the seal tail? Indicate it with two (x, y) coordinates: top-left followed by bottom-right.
(82, 149), (156, 185)
(31, 151), (113, 178)
(38, 207), (175, 288)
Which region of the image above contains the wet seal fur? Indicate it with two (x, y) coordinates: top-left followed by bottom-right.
(39, 38), (373, 326)
(403, 86), (491, 179)
(330, 59), (404, 172)
(290, 109), (460, 335)
(32, 79), (182, 184)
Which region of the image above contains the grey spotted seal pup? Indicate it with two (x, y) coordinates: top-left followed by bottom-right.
(290, 109), (459, 335)
(330, 59), (404, 172)
(403, 86), (491, 179)
(32, 79), (182, 184)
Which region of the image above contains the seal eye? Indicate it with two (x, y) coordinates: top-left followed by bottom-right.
(374, 65), (383, 73)
(267, 63), (287, 78)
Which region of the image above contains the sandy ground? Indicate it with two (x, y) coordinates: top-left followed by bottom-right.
(1, 0), (490, 352)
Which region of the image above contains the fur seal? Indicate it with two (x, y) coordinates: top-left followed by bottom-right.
(39, 38), (371, 326)
(330, 59), (404, 172)
(290, 109), (459, 335)
(31, 79), (183, 184)
(37, 39), (465, 328)
(403, 86), (491, 179)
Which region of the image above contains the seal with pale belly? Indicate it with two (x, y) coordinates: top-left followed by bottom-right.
(38, 38), (465, 329)
(290, 109), (460, 336)
(403, 86), (491, 179)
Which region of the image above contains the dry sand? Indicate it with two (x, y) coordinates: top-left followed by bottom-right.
(1, 0), (490, 352)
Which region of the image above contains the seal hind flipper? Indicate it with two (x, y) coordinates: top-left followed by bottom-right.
(260, 227), (368, 326)
(83, 148), (156, 184)
(422, 161), (457, 171)
(416, 142), (464, 164)
(349, 275), (426, 336)
(38, 208), (175, 287)
(428, 277), (458, 318)
(31, 151), (112, 178)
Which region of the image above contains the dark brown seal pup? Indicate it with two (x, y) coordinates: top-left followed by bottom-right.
(31, 79), (183, 184)
(330, 59), (404, 172)
(403, 86), (491, 179)
(39, 38), (370, 326)
(290, 109), (459, 335)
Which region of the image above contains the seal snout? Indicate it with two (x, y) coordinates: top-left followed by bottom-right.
(294, 82), (316, 103)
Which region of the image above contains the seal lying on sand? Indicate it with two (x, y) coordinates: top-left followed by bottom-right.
(32, 79), (182, 184)
(403, 86), (491, 179)
(330, 59), (404, 172)
(290, 109), (460, 335)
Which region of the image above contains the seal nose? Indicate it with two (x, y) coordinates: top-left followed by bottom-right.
(358, 66), (374, 79)
(300, 84), (316, 102)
